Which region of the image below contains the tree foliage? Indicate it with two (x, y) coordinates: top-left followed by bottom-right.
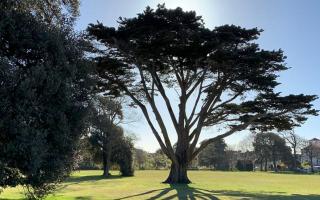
(279, 131), (305, 169)
(87, 96), (124, 176)
(2, 0), (79, 25)
(133, 148), (171, 170)
(198, 138), (228, 170)
(111, 134), (134, 176)
(303, 139), (320, 172)
(86, 97), (134, 177)
(253, 132), (293, 171)
(87, 5), (318, 183)
(0, 2), (90, 198)
(236, 160), (254, 171)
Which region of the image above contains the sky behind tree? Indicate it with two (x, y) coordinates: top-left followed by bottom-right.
(76, 0), (320, 152)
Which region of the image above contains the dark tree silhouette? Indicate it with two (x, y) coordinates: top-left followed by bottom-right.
(85, 125), (135, 177)
(0, 1), (90, 198)
(198, 138), (228, 170)
(111, 134), (135, 176)
(87, 5), (318, 183)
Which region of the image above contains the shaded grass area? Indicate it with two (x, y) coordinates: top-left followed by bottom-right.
(1, 170), (320, 199)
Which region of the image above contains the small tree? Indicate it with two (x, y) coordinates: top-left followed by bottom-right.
(87, 96), (125, 176)
(198, 138), (228, 170)
(253, 133), (271, 171)
(279, 131), (305, 170)
(253, 132), (293, 172)
(303, 141), (320, 172)
(111, 133), (134, 176)
(87, 5), (318, 183)
(236, 160), (254, 171)
(134, 148), (148, 169)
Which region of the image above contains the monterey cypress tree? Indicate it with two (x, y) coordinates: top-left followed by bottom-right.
(87, 5), (318, 183)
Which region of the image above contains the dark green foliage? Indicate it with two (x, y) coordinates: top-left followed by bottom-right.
(0, 3), (90, 199)
(236, 160), (254, 171)
(198, 139), (229, 170)
(111, 136), (134, 176)
(85, 96), (134, 177)
(84, 128), (135, 176)
(253, 132), (293, 171)
(77, 138), (101, 170)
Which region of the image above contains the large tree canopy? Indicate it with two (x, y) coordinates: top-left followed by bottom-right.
(0, 2), (90, 198)
(2, 0), (80, 25)
(87, 5), (318, 183)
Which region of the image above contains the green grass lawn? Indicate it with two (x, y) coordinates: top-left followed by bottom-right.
(1, 170), (320, 200)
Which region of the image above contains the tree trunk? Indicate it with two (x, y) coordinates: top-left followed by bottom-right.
(102, 151), (110, 176)
(293, 148), (297, 170)
(102, 139), (111, 177)
(264, 158), (268, 171)
(163, 133), (191, 184)
(310, 156), (314, 173)
(163, 162), (190, 184)
(273, 158), (278, 172)
(272, 151), (278, 172)
(260, 160), (263, 171)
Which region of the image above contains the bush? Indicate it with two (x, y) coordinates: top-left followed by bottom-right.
(236, 160), (254, 171)
(112, 138), (134, 176)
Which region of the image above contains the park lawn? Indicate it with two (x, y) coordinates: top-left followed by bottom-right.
(1, 170), (320, 200)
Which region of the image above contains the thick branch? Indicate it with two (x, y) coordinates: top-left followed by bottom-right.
(190, 109), (294, 161)
(137, 66), (176, 160)
(149, 67), (180, 133)
(114, 78), (176, 162)
(188, 81), (226, 153)
(186, 79), (204, 130)
(190, 115), (260, 161)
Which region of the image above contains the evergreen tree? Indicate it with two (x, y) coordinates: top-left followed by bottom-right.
(0, 2), (91, 198)
(87, 5), (318, 183)
(198, 139), (228, 170)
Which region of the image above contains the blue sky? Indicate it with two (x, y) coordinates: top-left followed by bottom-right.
(76, 0), (320, 152)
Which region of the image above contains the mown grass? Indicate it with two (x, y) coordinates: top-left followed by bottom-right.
(1, 170), (320, 199)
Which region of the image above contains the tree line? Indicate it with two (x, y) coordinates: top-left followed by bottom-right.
(78, 131), (320, 174)
(194, 132), (319, 172)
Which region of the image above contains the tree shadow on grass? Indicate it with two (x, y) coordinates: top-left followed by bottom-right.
(64, 174), (124, 184)
(268, 171), (320, 176)
(116, 184), (320, 200)
(115, 184), (218, 200)
(55, 174), (125, 193)
(4, 196), (95, 200)
(74, 197), (92, 200)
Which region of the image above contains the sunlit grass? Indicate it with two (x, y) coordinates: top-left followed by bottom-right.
(1, 170), (320, 199)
